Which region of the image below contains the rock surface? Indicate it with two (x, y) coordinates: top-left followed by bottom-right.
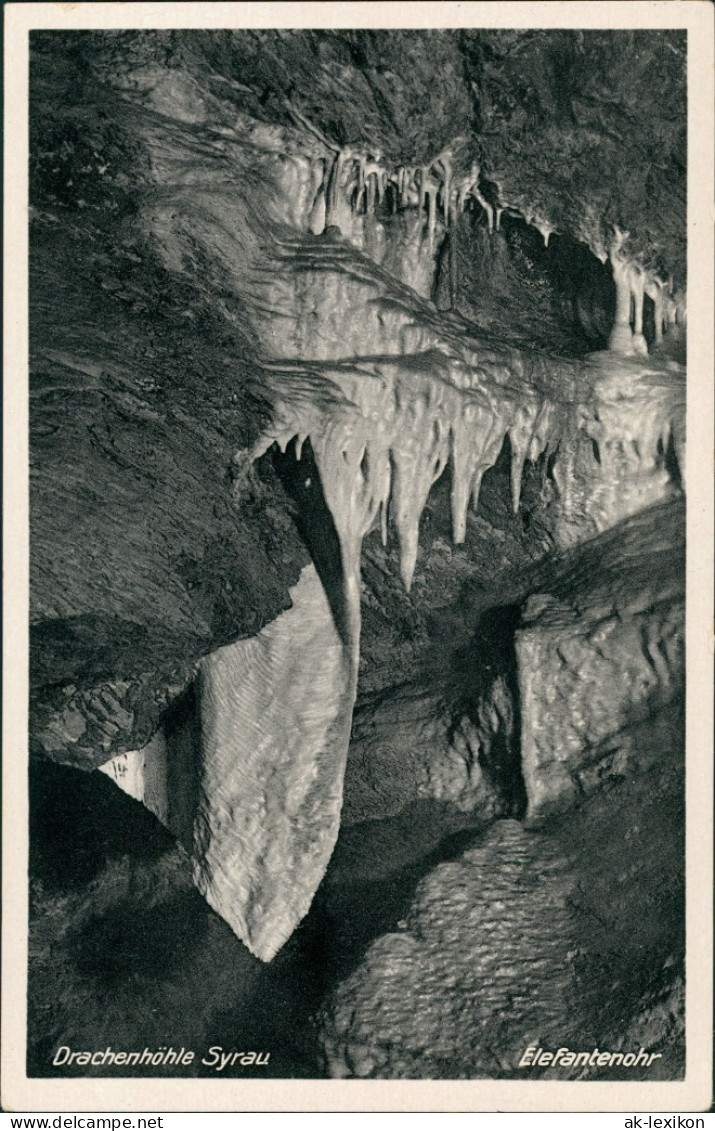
(319, 705), (684, 1079)
(318, 500), (684, 1077)
(27, 26), (687, 1063)
(517, 498), (684, 818)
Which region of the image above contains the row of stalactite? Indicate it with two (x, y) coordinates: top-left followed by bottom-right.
(607, 227), (686, 356)
(312, 147), (554, 244)
(299, 137), (686, 357)
(305, 146), (497, 308)
(248, 350), (684, 611)
(312, 147), (496, 244)
(289, 121), (687, 355)
(250, 361), (567, 596)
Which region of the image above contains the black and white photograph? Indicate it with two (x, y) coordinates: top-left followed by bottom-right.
(3, 0), (713, 1114)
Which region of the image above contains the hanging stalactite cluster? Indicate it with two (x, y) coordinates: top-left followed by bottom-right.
(607, 226), (686, 356)
(298, 137), (687, 352)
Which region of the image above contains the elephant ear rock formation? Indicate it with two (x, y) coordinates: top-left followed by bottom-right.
(31, 31), (685, 963)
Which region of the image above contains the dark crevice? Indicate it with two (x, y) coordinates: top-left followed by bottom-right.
(664, 428), (682, 492)
(270, 436), (350, 645)
(643, 291), (656, 345)
(453, 210), (618, 356)
(29, 758), (177, 895)
(164, 683), (201, 852)
(477, 432), (515, 523)
(449, 602), (527, 820)
(295, 803), (493, 989)
(546, 448), (559, 483)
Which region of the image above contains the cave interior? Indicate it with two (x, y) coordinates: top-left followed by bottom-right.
(28, 27), (686, 1080)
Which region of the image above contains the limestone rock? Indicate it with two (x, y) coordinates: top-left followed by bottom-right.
(192, 565), (354, 960)
(101, 565), (355, 960)
(516, 499), (684, 819)
(320, 706), (684, 1079)
(29, 30), (687, 977)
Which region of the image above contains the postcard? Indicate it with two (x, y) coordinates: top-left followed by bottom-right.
(3, 0), (713, 1114)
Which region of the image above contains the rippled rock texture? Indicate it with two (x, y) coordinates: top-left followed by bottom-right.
(320, 708), (684, 1080)
(518, 501), (684, 818)
(318, 500), (684, 1079)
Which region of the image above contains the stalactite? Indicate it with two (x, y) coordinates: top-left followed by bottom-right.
(425, 176), (439, 255)
(608, 228), (637, 355)
(658, 280), (686, 338)
(609, 262), (635, 353)
(449, 223), (459, 310)
(460, 162), (494, 233)
(365, 174), (375, 214)
(533, 218), (555, 247)
(308, 187), (326, 235)
(664, 293), (677, 330)
(418, 165), (428, 217)
(629, 265), (648, 356)
(674, 289), (687, 329)
(645, 276), (665, 346)
(249, 359), (567, 599)
(397, 165), (407, 207)
(325, 150), (342, 226)
(449, 406), (505, 543)
(364, 158), (386, 212)
(432, 149), (453, 231)
(354, 152), (366, 206)
(482, 183), (559, 247)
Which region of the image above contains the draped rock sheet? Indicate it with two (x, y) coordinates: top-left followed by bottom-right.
(102, 564), (354, 961)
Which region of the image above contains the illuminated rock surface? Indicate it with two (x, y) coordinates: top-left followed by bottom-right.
(517, 501), (684, 818)
(318, 505), (684, 1077)
(103, 565), (353, 960)
(193, 565), (353, 960)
